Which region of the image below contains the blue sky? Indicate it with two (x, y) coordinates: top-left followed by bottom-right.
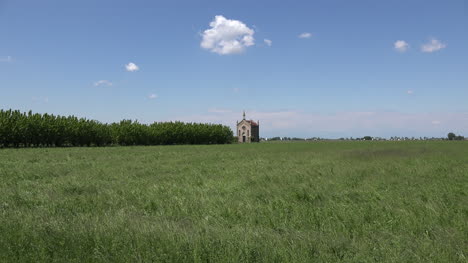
(1, 0), (467, 138)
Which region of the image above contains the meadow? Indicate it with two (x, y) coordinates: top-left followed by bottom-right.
(0, 141), (467, 262)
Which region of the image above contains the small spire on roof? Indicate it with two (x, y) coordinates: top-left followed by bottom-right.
(243, 110), (246, 120)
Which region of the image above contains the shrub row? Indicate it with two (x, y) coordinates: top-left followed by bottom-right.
(0, 109), (233, 147)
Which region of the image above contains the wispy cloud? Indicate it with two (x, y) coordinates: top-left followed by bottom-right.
(0, 56), (12, 62)
(421, 38), (446, 53)
(208, 108), (233, 114)
(170, 110), (468, 137)
(148, 94), (158, 99)
(264, 39), (272, 46)
(201, 15), (255, 55)
(125, 62), (139, 72)
(94, 80), (113, 87)
(407, 90), (414, 95)
(32, 96), (49, 103)
(394, 40), (409, 52)
(298, 32), (312, 39)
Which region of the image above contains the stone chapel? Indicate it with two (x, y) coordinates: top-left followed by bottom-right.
(236, 111), (260, 143)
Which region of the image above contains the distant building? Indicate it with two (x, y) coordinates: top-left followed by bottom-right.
(236, 111), (259, 143)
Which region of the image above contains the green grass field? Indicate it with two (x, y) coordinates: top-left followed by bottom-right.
(0, 141), (467, 262)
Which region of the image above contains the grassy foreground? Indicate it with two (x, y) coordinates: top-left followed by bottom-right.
(0, 141), (467, 262)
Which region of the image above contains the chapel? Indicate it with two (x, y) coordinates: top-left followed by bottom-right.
(236, 111), (259, 143)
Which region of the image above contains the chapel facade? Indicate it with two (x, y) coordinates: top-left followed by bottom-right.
(236, 111), (260, 143)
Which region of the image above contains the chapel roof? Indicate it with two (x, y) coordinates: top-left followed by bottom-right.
(247, 120), (258, 126)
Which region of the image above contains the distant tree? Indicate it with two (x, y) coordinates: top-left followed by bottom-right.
(363, 136), (372, 141)
(292, 137), (304, 141)
(447, 132), (456, 140)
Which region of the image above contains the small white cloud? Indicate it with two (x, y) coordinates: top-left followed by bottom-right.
(264, 39), (272, 46)
(201, 15), (255, 55)
(431, 120), (441, 125)
(407, 90), (414, 94)
(125, 62), (139, 72)
(0, 56), (12, 62)
(94, 80), (113, 87)
(394, 40), (409, 52)
(148, 94), (158, 99)
(298, 32), (312, 39)
(421, 38), (446, 53)
(32, 96), (49, 103)
(233, 87), (240, 93)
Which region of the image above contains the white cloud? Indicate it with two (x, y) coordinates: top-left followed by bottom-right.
(431, 120), (441, 125)
(148, 94), (158, 99)
(264, 39), (272, 46)
(125, 62), (139, 72)
(421, 38), (446, 53)
(201, 15), (255, 55)
(0, 56), (12, 62)
(298, 32), (312, 39)
(94, 80), (113, 87)
(407, 90), (414, 94)
(394, 40), (409, 52)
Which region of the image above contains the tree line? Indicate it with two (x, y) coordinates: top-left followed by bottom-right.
(265, 135), (466, 141)
(0, 109), (233, 148)
(447, 132), (465, 141)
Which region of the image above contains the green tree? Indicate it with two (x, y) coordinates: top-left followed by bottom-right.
(447, 132), (456, 140)
(0, 109), (233, 148)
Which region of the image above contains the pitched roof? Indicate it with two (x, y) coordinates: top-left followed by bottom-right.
(247, 120), (258, 126)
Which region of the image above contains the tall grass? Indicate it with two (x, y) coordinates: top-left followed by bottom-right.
(0, 141), (466, 262)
